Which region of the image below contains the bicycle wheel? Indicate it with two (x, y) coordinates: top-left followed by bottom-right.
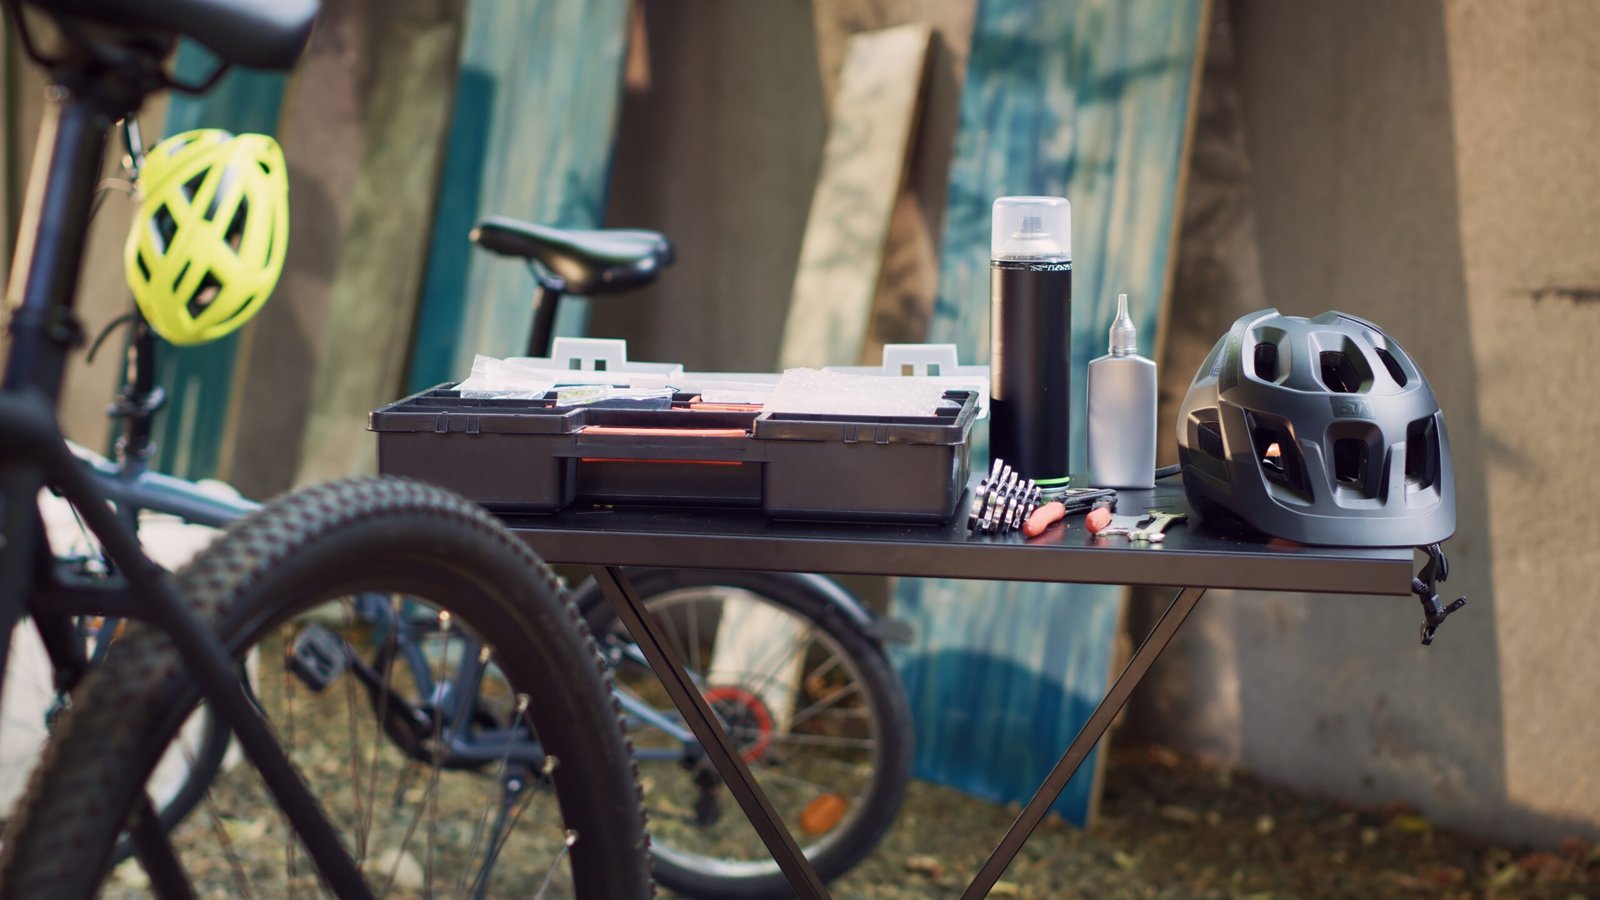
(0, 477), (652, 899)
(574, 568), (911, 900)
(1, 621), (235, 868)
(3, 492), (239, 857)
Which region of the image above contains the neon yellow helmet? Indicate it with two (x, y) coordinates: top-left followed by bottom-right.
(123, 129), (289, 346)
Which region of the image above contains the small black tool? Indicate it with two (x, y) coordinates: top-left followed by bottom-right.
(1413, 543), (1466, 645)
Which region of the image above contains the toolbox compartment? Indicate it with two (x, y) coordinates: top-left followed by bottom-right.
(370, 385), (977, 524)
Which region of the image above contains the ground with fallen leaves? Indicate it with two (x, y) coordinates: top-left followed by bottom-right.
(807, 742), (1599, 899)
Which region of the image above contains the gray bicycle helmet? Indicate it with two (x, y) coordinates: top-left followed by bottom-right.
(1176, 309), (1454, 547)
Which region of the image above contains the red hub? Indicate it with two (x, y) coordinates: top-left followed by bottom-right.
(702, 685), (775, 763)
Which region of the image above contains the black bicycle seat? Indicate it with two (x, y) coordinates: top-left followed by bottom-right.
(470, 216), (674, 296)
(36, 0), (318, 71)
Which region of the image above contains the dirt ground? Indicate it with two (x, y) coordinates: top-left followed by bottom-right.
(822, 742), (1599, 899)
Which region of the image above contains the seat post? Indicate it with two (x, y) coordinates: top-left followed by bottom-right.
(2, 81), (118, 400)
(526, 283), (564, 358)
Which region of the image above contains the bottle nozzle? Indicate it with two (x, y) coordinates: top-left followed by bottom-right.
(1109, 293), (1138, 355)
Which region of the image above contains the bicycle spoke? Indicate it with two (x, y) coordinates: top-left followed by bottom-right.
(341, 603), (367, 863)
(657, 607), (694, 677)
(734, 729), (877, 752)
(354, 608), (458, 896)
(799, 646), (845, 688)
(686, 599), (704, 680)
(424, 612), (452, 897)
(714, 616), (818, 718)
(726, 615), (809, 692)
(375, 761), (438, 898)
(747, 764), (840, 799)
(188, 740), (254, 900)
(359, 596), (402, 871)
(532, 830), (577, 900)
(786, 681), (863, 731)
(283, 636), (298, 898)
(478, 758), (545, 885)
(453, 688), (527, 900)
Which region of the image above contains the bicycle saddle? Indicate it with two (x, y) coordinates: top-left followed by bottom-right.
(471, 216), (674, 296)
(33, 0), (318, 71)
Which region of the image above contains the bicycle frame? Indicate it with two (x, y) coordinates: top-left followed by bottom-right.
(71, 435), (702, 759)
(0, 28), (373, 897)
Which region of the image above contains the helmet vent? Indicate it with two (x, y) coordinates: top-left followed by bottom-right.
(188, 271), (222, 318)
(1249, 326), (1292, 384)
(1332, 439), (1368, 488)
(1253, 343), (1280, 382)
(1246, 411), (1312, 502)
(225, 198), (249, 253)
(1375, 347), (1408, 386)
(1319, 351), (1366, 393)
(151, 203), (178, 249)
(1405, 416), (1439, 490)
(182, 173), (206, 201)
(1197, 418), (1225, 460)
(204, 167), (239, 221)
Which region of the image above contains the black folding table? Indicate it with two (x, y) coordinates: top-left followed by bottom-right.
(502, 480), (1416, 899)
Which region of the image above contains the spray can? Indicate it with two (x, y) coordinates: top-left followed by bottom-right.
(989, 196), (1072, 483)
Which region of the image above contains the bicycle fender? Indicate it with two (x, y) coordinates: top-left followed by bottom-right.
(772, 572), (915, 646)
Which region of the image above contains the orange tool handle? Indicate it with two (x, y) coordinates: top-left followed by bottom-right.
(1023, 501), (1066, 538)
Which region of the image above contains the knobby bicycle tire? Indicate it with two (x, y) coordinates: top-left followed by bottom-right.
(0, 477), (652, 899)
(575, 568), (912, 900)
(107, 704), (231, 867)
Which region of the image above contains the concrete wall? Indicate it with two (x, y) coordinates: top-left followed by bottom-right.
(1136, 0), (1600, 846)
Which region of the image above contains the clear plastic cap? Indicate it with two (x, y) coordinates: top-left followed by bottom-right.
(1109, 292), (1138, 354)
(991, 196), (1071, 261)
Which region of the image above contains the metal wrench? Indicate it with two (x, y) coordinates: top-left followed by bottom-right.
(1130, 511), (1187, 542)
(1093, 513), (1157, 538)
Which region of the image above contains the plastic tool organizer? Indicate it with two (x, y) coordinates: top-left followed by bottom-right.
(370, 385), (979, 525)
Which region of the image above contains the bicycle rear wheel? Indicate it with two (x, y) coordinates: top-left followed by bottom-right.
(2, 619), (237, 868)
(2, 492), (240, 857)
(575, 568), (912, 900)
(0, 477), (651, 899)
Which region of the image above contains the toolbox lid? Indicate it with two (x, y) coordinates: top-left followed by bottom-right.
(753, 391), (978, 445)
(372, 386), (979, 446)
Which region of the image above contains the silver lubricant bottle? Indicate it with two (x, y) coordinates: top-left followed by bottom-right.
(989, 196), (1072, 483)
(1086, 293), (1156, 488)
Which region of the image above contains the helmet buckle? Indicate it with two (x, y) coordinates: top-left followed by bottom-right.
(1412, 543), (1466, 646)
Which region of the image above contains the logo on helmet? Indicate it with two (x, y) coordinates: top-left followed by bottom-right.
(1330, 397), (1374, 419)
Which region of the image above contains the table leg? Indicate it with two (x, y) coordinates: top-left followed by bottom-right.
(959, 586), (1207, 900)
(590, 565), (832, 899)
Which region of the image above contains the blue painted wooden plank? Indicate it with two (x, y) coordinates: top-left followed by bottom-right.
(149, 42), (285, 479)
(406, 68), (493, 393)
(892, 0), (1207, 825)
(406, 0), (632, 390)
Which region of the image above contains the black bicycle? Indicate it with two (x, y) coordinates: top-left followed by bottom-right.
(0, 2), (651, 896)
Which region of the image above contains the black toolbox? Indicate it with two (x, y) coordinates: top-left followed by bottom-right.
(370, 385), (978, 524)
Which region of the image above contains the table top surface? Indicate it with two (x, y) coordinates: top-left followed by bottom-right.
(501, 480), (1417, 596)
